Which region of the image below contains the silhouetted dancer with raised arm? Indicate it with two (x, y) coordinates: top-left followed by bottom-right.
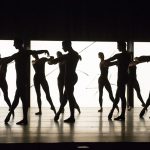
(132, 56), (150, 118)
(49, 41), (81, 123)
(4, 38), (50, 125)
(56, 51), (80, 114)
(105, 41), (131, 121)
(0, 54), (14, 116)
(128, 57), (146, 111)
(32, 53), (56, 115)
(98, 52), (119, 113)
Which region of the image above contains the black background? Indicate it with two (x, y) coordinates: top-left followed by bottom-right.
(0, 0), (150, 41)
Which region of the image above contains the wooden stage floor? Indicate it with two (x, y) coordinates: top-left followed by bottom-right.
(0, 107), (150, 149)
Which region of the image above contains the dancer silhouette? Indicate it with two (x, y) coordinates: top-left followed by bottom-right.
(132, 56), (150, 118)
(128, 57), (146, 111)
(57, 51), (65, 112)
(0, 54), (14, 116)
(105, 41), (131, 121)
(98, 52), (119, 113)
(49, 41), (81, 123)
(56, 51), (80, 114)
(5, 38), (50, 125)
(32, 53), (56, 115)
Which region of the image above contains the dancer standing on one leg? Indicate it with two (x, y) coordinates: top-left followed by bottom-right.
(49, 41), (81, 123)
(98, 52), (119, 113)
(104, 41), (131, 121)
(4, 38), (50, 125)
(32, 53), (56, 115)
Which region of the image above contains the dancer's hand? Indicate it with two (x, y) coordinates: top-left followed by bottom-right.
(48, 56), (54, 65)
(79, 55), (82, 61)
(44, 50), (50, 57)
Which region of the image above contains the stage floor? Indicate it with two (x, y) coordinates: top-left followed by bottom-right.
(0, 107), (150, 143)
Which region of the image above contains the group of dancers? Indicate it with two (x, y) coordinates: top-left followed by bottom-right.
(0, 39), (150, 125)
(0, 39), (81, 125)
(98, 41), (150, 121)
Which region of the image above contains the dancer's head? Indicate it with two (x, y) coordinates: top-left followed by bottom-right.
(117, 41), (126, 52)
(98, 52), (104, 60)
(62, 40), (72, 52)
(14, 38), (24, 50)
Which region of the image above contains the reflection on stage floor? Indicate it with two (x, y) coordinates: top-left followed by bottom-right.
(0, 107), (150, 143)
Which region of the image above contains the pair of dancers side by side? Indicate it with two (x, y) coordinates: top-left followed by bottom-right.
(49, 41), (81, 123)
(99, 42), (147, 121)
(4, 39), (52, 125)
(32, 41), (81, 123)
(99, 41), (146, 121)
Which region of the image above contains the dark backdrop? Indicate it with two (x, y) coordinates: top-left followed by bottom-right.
(0, 1), (150, 41)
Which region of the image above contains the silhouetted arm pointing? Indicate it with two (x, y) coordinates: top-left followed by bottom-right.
(136, 56), (150, 63)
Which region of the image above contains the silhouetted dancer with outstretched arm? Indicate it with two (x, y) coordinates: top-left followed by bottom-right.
(98, 52), (119, 113)
(0, 54), (14, 116)
(105, 41), (131, 121)
(56, 51), (80, 114)
(4, 38), (50, 125)
(128, 58), (146, 111)
(49, 41), (81, 123)
(132, 56), (150, 118)
(32, 53), (56, 115)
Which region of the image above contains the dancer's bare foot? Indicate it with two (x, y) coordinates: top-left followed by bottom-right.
(114, 115), (125, 121)
(108, 111), (113, 120)
(139, 108), (146, 118)
(16, 119), (28, 125)
(64, 117), (75, 123)
(35, 112), (42, 115)
(75, 106), (81, 114)
(54, 113), (60, 122)
(98, 108), (103, 112)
